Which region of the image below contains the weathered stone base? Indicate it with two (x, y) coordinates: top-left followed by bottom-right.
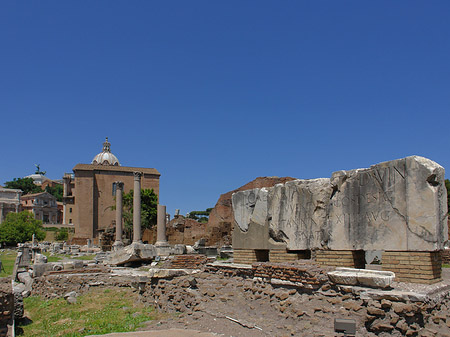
(315, 250), (365, 269)
(382, 251), (442, 284)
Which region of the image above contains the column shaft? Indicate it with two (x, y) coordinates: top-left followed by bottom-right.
(115, 182), (124, 243)
(133, 172), (142, 243)
(156, 204), (168, 245)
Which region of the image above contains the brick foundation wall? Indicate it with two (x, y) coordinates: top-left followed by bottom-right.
(69, 237), (89, 245)
(0, 278), (13, 337)
(315, 250), (365, 268)
(169, 255), (210, 269)
(269, 250), (310, 263)
(233, 249), (260, 264)
(252, 262), (330, 290)
(441, 249), (450, 265)
(382, 251), (442, 284)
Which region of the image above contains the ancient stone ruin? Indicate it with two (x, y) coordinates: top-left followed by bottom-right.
(232, 156), (448, 283)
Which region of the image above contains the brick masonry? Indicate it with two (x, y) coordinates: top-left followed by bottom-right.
(269, 250), (310, 263)
(382, 251), (442, 284)
(236, 249), (443, 284)
(252, 262), (330, 290)
(233, 249), (260, 264)
(441, 249), (450, 265)
(169, 255), (211, 269)
(315, 250), (365, 269)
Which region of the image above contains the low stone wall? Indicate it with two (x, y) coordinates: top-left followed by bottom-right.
(31, 273), (132, 299)
(168, 255), (210, 269)
(382, 251), (442, 284)
(204, 263), (253, 278)
(0, 278), (13, 337)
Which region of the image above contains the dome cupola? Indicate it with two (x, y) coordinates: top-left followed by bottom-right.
(92, 137), (120, 166)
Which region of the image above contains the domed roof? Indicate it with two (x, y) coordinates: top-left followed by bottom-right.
(92, 137), (120, 166)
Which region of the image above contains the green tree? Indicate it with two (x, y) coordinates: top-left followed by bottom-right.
(3, 177), (41, 195)
(0, 211), (46, 246)
(119, 189), (158, 239)
(56, 228), (68, 241)
(187, 208), (213, 222)
(45, 184), (64, 202)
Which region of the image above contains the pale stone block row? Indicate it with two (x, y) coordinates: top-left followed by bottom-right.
(232, 156), (448, 252)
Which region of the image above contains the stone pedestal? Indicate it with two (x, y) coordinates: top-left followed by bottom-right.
(133, 172), (142, 243)
(113, 181), (124, 250)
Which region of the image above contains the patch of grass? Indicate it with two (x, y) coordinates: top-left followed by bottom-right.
(72, 254), (96, 261)
(43, 252), (96, 262)
(443, 264), (450, 268)
(0, 250), (17, 277)
(216, 256), (229, 261)
(20, 288), (156, 337)
(43, 252), (62, 263)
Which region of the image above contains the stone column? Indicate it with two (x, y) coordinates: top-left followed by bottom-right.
(0, 204), (3, 224)
(133, 172), (142, 243)
(15, 204), (19, 213)
(63, 176), (69, 225)
(113, 181), (124, 250)
(156, 205), (168, 246)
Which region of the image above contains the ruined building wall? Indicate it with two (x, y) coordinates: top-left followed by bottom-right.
(72, 165), (160, 241)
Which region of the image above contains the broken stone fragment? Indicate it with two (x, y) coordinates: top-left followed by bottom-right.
(107, 242), (156, 266)
(66, 296), (77, 304)
(64, 291), (77, 299)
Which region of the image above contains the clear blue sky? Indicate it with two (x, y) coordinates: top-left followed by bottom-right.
(1, 1), (449, 216)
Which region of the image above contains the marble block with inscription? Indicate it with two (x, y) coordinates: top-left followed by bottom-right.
(327, 156), (447, 251)
(232, 156), (448, 252)
(232, 187), (269, 232)
(268, 178), (332, 249)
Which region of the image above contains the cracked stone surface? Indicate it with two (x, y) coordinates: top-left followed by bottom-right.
(232, 156), (448, 251)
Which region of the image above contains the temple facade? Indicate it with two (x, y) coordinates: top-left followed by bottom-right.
(63, 138), (160, 243)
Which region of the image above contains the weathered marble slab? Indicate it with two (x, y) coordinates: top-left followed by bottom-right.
(268, 179), (332, 249)
(327, 156), (447, 251)
(232, 188), (269, 231)
(328, 267), (395, 289)
(232, 156), (448, 252)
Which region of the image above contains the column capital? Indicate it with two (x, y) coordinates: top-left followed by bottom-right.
(114, 181), (124, 189)
(133, 171), (143, 180)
